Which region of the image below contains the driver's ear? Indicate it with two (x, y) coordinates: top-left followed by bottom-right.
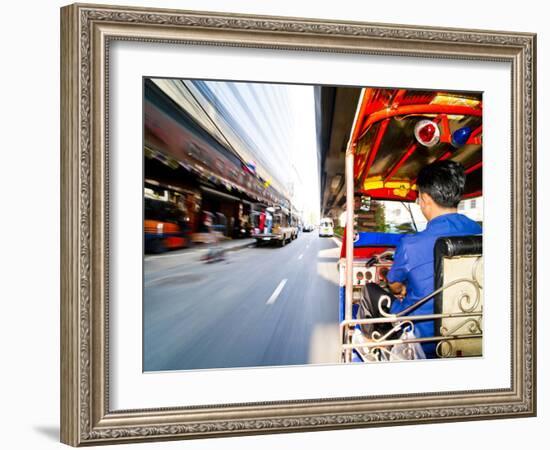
(420, 191), (432, 207)
(418, 191), (426, 206)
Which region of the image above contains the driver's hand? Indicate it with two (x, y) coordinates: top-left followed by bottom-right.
(389, 282), (406, 300)
(396, 285), (407, 300)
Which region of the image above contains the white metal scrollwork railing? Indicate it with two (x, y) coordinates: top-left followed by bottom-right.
(341, 275), (483, 362)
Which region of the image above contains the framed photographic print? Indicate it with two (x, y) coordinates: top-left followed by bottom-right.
(60, 2), (536, 446)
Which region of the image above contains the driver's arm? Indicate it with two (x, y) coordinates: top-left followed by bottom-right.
(386, 239), (410, 300)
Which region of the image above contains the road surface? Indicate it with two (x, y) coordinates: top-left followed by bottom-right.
(143, 232), (341, 371)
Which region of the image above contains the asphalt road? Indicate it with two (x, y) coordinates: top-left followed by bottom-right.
(143, 232), (341, 371)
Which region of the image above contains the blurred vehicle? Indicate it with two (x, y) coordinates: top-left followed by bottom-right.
(319, 218), (334, 237)
(144, 197), (191, 253)
(289, 209), (300, 240)
(252, 204), (295, 247)
(303, 223), (314, 232)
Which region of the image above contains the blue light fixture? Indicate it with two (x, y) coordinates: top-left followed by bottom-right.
(451, 126), (472, 148)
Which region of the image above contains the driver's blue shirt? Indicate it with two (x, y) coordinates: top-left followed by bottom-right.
(386, 213), (482, 356)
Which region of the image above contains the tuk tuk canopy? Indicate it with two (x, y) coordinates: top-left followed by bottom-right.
(352, 88), (482, 202)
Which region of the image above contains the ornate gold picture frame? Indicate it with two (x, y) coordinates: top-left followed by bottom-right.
(60, 3), (536, 446)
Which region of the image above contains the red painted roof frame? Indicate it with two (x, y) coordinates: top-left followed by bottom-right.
(349, 91), (483, 202)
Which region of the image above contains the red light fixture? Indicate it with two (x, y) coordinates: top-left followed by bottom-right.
(414, 119), (440, 147)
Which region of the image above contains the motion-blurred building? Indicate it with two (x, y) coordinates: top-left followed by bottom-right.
(144, 78), (307, 242)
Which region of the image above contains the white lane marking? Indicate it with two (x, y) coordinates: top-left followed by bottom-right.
(298, 253), (303, 260)
(331, 237), (342, 247)
(266, 279), (287, 305)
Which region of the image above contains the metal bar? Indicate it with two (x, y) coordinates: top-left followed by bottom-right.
(342, 333), (483, 350)
(439, 114), (451, 143)
(436, 150), (453, 162)
(354, 88), (407, 179)
(343, 88), (366, 363)
(345, 149), (355, 326)
(465, 160), (483, 174)
(470, 125), (483, 137)
(358, 104), (482, 140)
(458, 125), (483, 145)
(350, 88), (373, 144)
(359, 118), (390, 187)
(340, 311), (483, 327)
(392, 88), (407, 105)
(467, 136), (482, 145)
(352, 89), (375, 177)
(396, 277), (480, 317)
(383, 142), (418, 181)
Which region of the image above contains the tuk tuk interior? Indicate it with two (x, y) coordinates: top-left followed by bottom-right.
(337, 88), (483, 363)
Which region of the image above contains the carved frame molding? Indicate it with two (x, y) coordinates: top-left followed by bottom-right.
(61, 3), (536, 446)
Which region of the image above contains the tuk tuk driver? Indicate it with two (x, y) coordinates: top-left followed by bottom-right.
(361, 160), (482, 358)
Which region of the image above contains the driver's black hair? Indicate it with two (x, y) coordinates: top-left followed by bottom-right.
(416, 160), (466, 208)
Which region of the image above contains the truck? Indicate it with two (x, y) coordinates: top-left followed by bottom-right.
(251, 205), (296, 247)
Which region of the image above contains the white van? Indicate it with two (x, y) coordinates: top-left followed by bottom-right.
(319, 218), (334, 237)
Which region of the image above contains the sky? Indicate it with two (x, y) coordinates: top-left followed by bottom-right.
(189, 79), (321, 221)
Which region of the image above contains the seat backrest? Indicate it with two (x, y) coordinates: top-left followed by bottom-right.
(433, 235), (483, 357)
